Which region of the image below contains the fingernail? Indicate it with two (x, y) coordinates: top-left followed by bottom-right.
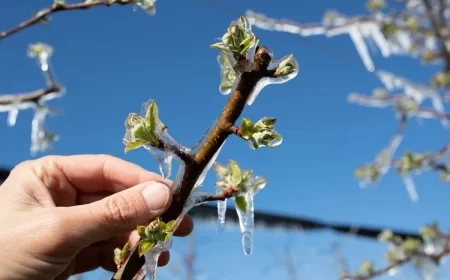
(141, 181), (171, 211)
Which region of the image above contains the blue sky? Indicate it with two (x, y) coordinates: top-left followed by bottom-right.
(1, 0), (450, 279)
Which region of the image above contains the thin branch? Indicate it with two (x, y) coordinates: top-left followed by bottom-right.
(0, 0), (135, 40)
(199, 187), (239, 203)
(228, 125), (245, 139)
(112, 46), (275, 280)
(0, 85), (61, 105)
(422, 0), (450, 71)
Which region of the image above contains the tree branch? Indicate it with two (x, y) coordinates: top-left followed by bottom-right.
(112, 46), (274, 280)
(0, 0), (136, 40)
(198, 187), (239, 203)
(0, 85), (61, 105)
(422, 0), (450, 71)
(228, 125), (245, 139)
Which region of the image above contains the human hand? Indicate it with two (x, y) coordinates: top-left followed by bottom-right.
(0, 154), (193, 280)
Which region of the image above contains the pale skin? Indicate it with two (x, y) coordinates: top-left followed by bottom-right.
(0, 154), (194, 280)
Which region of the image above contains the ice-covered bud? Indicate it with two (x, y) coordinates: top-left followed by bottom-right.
(136, 0), (156, 15)
(366, 0), (386, 12)
(214, 160), (266, 255)
(274, 54), (298, 78)
(114, 242), (130, 269)
(395, 97), (418, 115)
(123, 100), (162, 153)
(432, 71), (450, 88)
(137, 218), (176, 256)
(405, 16), (419, 32)
(217, 53), (238, 95)
(28, 42), (53, 58)
(385, 247), (402, 265)
(213, 160), (266, 212)
(395, 151), (424, 174)
(401, 238), (422, 256)
(420, 223), (441, 242)
(381, 23), (399, 38)
(239, 117), (282, 150)
(359, 260), (375, 275)
(211, 16), (259, 73)
(440, 170), (450, 182)
(421, 49), (440, 63)
(322, 10), (339, 26)
(54, 0), (66, 7)
(378, 230), (395, 243)
(355, 164), (380, 183)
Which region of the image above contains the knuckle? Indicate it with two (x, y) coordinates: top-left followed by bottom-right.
(102, 194), (138, 225)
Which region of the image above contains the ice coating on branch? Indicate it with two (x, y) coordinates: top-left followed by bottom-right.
(123, 99), (189, 179)
(213, 160), (267, 255)
(143, 239), (172, 280)
(377, 70), (447, 126)
(193, 141), (225, 191)
(246, 52), (299, 105)
(355, 129), (403, 187)
(246, 9), (443, 71)
(0, 42), (64, 155)
(211, 16), (259, 74)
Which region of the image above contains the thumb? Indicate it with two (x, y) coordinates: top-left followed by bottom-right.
(64, 181), (172, 245)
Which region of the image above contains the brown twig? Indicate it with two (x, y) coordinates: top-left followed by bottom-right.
(199, 187), (239, 203)
(112, 46), (276, 280)
(0, 85), (61, 105)
(228, 125), (245, 139)
(0, 0), (135, 40)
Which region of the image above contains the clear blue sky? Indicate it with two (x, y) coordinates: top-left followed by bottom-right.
(1, 0), (450, 279)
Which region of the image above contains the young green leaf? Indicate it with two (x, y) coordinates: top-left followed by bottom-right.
(240, 118), (254, 137)
(165, 220), (176, 231)
(124, 140), (146, 153)
(137, 225), (147, 238)
(229, 160), (242, 185)
(139, 240), (155, 257)
(235, 195), (247, 212)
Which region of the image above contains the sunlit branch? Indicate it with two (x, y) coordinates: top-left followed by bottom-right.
(0, 0), (136, 40)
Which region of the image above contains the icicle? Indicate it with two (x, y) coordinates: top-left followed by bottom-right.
(348, 26), (375, 72)
(235, 190), (255, 255)
(143, 239), (172, 280)
(401, 174), (419, 202)
(144, 147), (173, 179)
(7, 107), (18, 127)
(216, 186), (227, 232)
(367, 23), (391, 57)
(30, 106), (58, 155)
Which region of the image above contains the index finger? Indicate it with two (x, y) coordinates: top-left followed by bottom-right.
(35, 154), (171, 193)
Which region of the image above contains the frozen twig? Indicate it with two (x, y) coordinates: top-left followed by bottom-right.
(0, 86), (61, 105)
(0, 0), (137, 40)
